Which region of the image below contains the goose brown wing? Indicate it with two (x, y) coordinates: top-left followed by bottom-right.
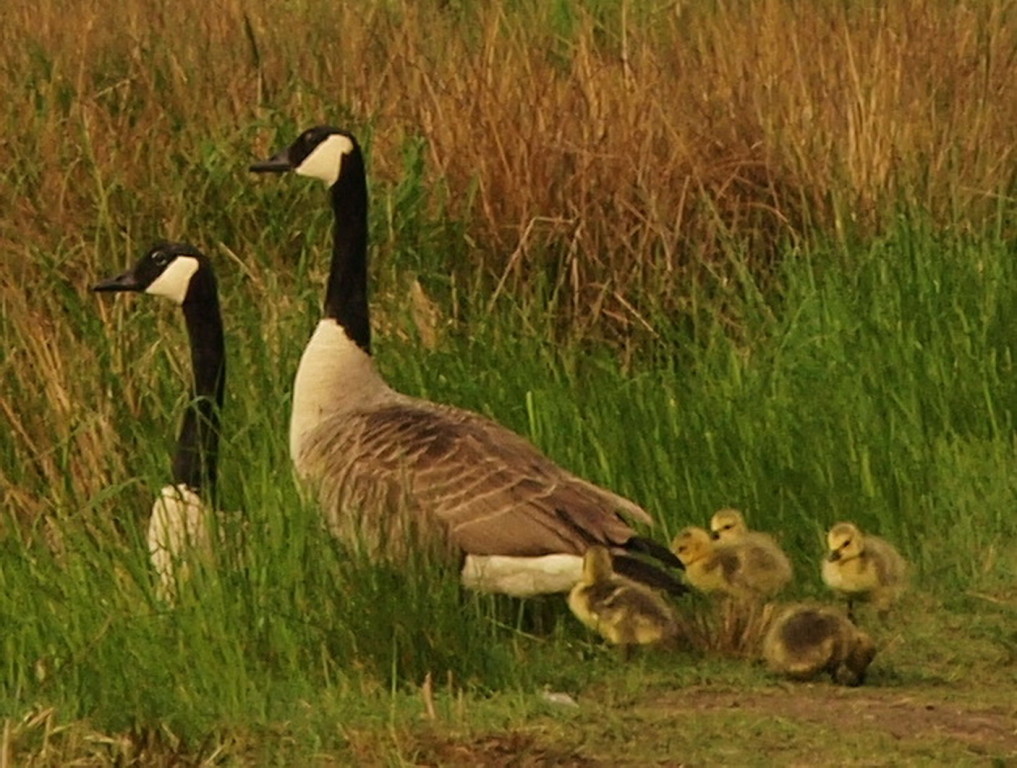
(301, 399), (652, 557)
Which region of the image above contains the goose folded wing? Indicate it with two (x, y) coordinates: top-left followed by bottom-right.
(302, 401), (653, 557)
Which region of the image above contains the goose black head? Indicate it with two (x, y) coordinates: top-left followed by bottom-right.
(249, 125), (359, 186)
(93, 242), (212, 306)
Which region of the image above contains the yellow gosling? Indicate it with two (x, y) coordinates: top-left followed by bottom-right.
(822, 522), (907, 618)
(567, 546), (681, 656)
(709, 508), (793, 592)
(709, 508), (753, 543)
(763, 603), (877, 686)
(672, 526), (790, 601)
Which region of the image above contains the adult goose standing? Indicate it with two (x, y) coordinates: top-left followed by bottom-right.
(94, 242), (225, 601)
(249, 126), (684, 597)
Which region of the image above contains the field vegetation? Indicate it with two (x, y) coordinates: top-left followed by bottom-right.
(2, 0), (1016, 763)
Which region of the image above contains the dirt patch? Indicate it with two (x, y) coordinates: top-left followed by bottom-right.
(411, 731), (599, 767)
(652, 686), (1017, 757)
(345, 728), (602, 768)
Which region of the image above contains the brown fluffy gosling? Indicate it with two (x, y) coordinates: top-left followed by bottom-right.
(822, 522), (907, 618)
(763, 603), (877, 686)
(567, 546), (681, 656)
(672, 526), (791, 601)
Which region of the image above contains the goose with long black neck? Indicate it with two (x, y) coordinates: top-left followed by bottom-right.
(94, 242), (225, 600)
(251, 126), (685, 597)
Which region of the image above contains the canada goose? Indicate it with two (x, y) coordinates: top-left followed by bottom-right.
(822, 522), (907, 618)
(94, 242), (225, 601)
(671, 526), (789, 600)
(249, 126), (684, 597)
(709, 508), (793, 590)
(762, 603), (877, 686)
(567, 546), (681, 655)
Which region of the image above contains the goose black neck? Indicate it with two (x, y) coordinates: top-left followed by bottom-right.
(172, 270), (226, 499)
(325, 149), (371, 354)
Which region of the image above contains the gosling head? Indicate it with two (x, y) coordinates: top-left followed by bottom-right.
(250, 125), (360, 187)
(710, 508), (748, 542)
(92, 242), (212, 306)
(826, 522), (865, 563)
(671, 526), (713, 567)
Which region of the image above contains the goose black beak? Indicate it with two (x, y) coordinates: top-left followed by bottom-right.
(249, 147), (292, 173)
(92, 271), (141, 292)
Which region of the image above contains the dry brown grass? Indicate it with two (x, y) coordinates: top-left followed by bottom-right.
(3, 0), (1016, 315)
(0, 706), (229, 767)
(2, 0), (1016, 519)
(680, 598), (779, 659)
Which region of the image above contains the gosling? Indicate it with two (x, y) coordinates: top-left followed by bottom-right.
(567, 546), (681, 656)
(822, 522), (907, 618)
(672, 526), (790, 601)
(709, 508), (793, 586)
(763, 603), (877, 686)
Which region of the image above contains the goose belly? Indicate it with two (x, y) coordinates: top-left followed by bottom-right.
(148, 483), (213, 602)
(461, 554), (584, 596)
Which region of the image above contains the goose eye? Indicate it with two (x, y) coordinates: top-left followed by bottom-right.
(152, 251), (170, 267)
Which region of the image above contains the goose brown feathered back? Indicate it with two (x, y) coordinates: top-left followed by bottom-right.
(250, 126), (683, 596)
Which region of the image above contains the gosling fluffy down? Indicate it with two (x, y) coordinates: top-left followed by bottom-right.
(709, 508), (793, 584)
(822, 522), (907, 614)
(567, 546), (681, 651)
(672, 526), (791, 600)
(763, 603), (877, 686)
(711, 508), (779, 549)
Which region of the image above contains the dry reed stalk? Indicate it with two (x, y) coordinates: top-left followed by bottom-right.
(680, 598), (779, 660)
(3, 0), (1017, 525)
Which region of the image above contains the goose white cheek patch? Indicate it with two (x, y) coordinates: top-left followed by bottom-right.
(295, 134), (355, 186)
(146, 257), (200, 304)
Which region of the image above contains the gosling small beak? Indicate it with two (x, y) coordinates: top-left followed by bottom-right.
(92, 271), (141, 292)
(710, 531), (721, 541)
(827, 551), (841, 563)
(249, 147), (292, 174)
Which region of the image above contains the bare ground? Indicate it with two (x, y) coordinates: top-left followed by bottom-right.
(360, 682), (1017, 767)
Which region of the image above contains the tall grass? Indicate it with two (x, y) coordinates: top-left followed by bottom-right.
(2, 0), (1017, 762)
(3, 0), (1017, 324)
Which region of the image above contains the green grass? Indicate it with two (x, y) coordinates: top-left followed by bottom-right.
(3, 185), (1017, 761)
(2, 4), (1016, 757)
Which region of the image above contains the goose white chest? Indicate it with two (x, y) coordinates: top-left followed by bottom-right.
(289, 318), (391, 471)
